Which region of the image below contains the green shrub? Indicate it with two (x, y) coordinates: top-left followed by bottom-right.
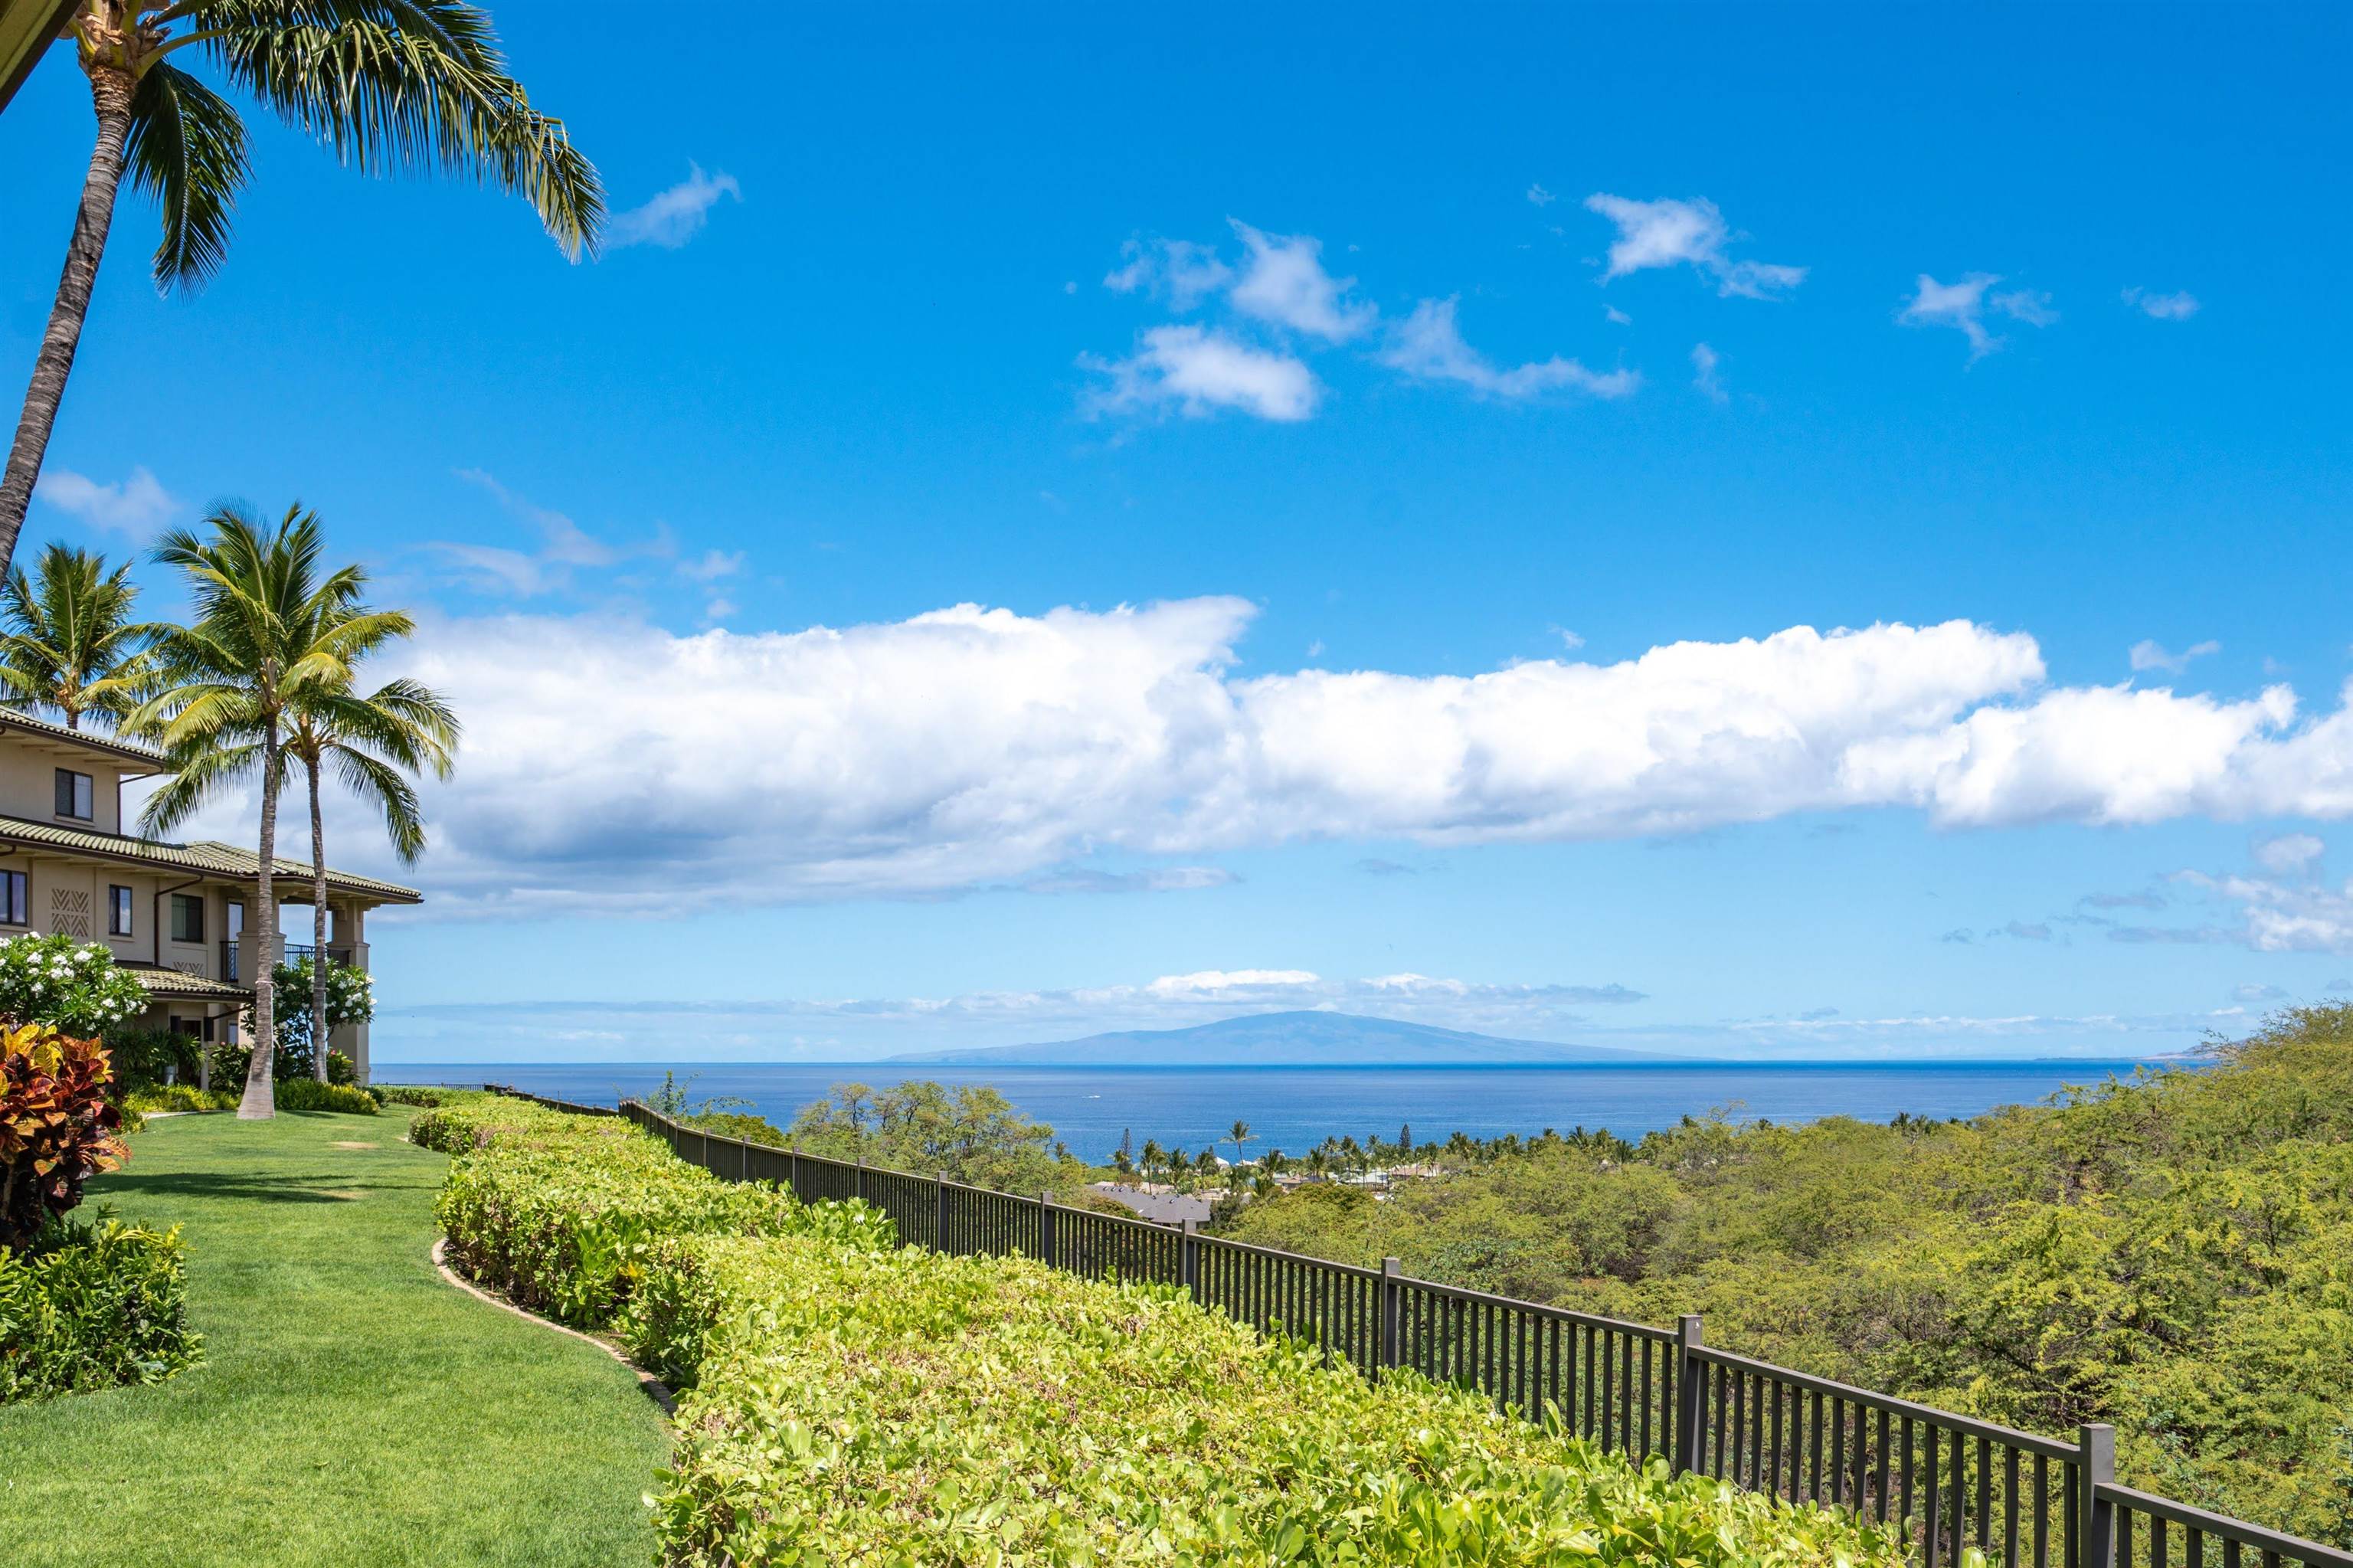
(0, 1213), (199, 1402)
(434, 1107), (890, 1327)
(102, 1026), (201, 1092)
(433, 1098), (1906, 1568)
(122, 1084), (238, 1115)
(639, 1234), (1909, 1568)
(375, 1084), (450, 1108)
(273, 1079), (378, 1115)
(207, 1039), (355, 1094)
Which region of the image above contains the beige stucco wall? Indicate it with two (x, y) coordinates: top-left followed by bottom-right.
(0, 739), (137, 833)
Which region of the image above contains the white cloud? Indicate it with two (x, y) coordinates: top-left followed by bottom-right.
(1604, 306), (1632, 326)
(1899, 273), (2055, 360)
(1582, 195), (1806, 299)
(1104, 238), (1232, 309)
(1379, 299), (1639, 401)
(1690, 342), (1726, 404)
(2186, 869), (2353, 955)
(1226, 221), (1375, 342)
(1082, 326), (1319, 422)
(678, 548), (744, 583)
(2129, 638), (2220, 675)
(2232, 982), (2289, 1003)
(2253, 833), (2325, 874)
(2123, 286), (2199, 321)
(278, 601), (2353, 915)
(1527, 184), (1556, 207)
(31, 466), (178, 536)
(609, 163), (740, 250)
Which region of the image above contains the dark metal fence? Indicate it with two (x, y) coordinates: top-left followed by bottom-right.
(481, 1085), (2353, 1568)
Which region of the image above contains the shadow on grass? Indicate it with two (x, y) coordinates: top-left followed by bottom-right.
(100, 1172), (393, 1205)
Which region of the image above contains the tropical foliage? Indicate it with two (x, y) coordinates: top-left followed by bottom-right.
(131, 505), (407, 1118)
(254, 955), (373, 1072)
(0, 1023), (127, 1250)
(0, 1212), (196, 1403)
(270, 1078), (375, 1115)
(0, 934), (147, 1036)
(0, 543), (159, 728)
(1, 0), (601, 573)
(784, 1079), (1086, 1193)
(1221, 1005), (2353, 1546)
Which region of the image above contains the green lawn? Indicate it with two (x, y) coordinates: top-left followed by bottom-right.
(0, 1108), (668, 1567)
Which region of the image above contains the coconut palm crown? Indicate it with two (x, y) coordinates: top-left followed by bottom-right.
(0, 0), (603, 576)
(0, 541), (162, 728)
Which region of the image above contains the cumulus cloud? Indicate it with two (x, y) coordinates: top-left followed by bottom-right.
(1379, 299), (1638, 401)
(1690, 342), (1726, 404)
(2253, 833), (2325, 875)
(2124, 287), (2199, 321)
(2130, 638), (2220, 675)
(1226, 221), (1375, 342)
(1082, 326), (1319, 422)
(226, 600), (2353, 916)
(31, 466), (178, 536)
(1899, 274), (2055, 361)
(1582, 195), (1806, 299)
(1104, 237), (1232, 308)
(609, 163), (740, 250)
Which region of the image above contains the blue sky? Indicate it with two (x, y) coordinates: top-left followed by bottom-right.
(2, 4), (2348, 1062)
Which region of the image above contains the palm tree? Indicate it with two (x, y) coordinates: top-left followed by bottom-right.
(0, 2), (603, 575)
(1226, 1118), (1253, 1167)
(281, 671), (456, 1078)
(130, 503), (404, 1118)
(0, 542), (160, 727)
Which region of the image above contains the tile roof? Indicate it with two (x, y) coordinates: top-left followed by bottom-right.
(0, 709), (166, 767)
(0, 813), (421, 903)
(125, 964), (252, 1002)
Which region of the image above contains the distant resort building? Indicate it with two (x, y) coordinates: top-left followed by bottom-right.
(0, 712), (420, 1078)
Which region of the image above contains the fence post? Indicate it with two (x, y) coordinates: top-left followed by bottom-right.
(1674, 1314), (1705, 1475)
(1379, 1257), (1402, 1377)
(2079, 1425), (2116, 1568)
(788, 1144), (800, 1199)
(1038, 1193), (1056, 1268)
(934, 1172), (948, 1255)
(1180, 1219), (1200, 1301)
(856, 1152), (868, 1206)
(739, 1138), (748, 1183)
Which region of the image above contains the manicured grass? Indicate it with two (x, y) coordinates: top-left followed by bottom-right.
(0, 1108), (668, 1567)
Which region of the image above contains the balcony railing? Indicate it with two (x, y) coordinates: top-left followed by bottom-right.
(221, 940), (355, 982)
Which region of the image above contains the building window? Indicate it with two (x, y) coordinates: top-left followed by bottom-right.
(0, 871), (24, 926)
(54, 769), (93, 820)
(170, 893), (205, 944)
(108, 885), (133, 937)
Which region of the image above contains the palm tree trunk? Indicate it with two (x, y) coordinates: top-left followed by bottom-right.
(308, 752), (330, 1082)
(0, 60), (137, 578)
(238, 718), (283, 1120)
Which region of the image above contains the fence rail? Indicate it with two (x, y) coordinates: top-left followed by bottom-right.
(479, 1085), (2353, 1568)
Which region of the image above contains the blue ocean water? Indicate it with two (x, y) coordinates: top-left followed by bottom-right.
(381, 1059), (2165, 1164)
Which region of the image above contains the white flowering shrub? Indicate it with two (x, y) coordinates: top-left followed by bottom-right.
(0, 935), (148, 1035)
(223, 958), (375, 1085)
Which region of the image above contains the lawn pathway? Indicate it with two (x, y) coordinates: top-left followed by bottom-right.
(0, 1108), (668, 1568)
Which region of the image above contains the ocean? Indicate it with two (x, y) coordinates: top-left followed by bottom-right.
(380, 1058), (2168, 1164)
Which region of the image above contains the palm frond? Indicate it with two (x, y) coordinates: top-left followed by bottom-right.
(138, 738), (273, 836)
(328, 743), (426, 861)
(126, 61), (252, 293)
(191, 0), (602, 257)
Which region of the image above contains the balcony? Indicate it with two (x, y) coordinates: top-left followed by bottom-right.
(221, 940), (358, 983)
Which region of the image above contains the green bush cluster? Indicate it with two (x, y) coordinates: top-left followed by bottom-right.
(121, 1084), (238, 1115)
(430, 1098), (893, 1328)
(374, 1084), (450, 1108)
(434, 1097), (1905, 1568)
(634, 1232), (1907, 1568)
(0, 1214), (199, 1403)
(1225, 1004), (2353, 1544)
(273, 1079), (378, 1115)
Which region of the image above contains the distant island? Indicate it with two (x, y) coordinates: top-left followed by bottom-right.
(884, 1010), (1674, 1066)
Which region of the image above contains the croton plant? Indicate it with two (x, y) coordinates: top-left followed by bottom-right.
(0, 1024), (126, 1251)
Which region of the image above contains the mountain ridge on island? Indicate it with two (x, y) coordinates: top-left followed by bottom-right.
(884, 1010), (1674, 1066)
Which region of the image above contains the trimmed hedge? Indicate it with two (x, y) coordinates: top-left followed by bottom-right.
(436, 1101), (1910, 1568)
(0, 1216), (199, 1403)
(122, 1084), (238, 1115)
(273, 1079), (377, 1115)
(430, 1098), (892, 1327)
